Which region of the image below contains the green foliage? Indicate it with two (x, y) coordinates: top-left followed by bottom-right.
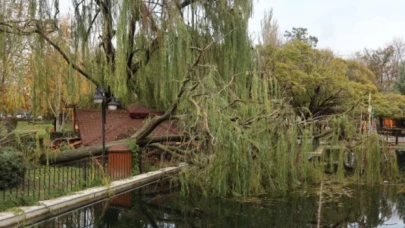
(284, 27), (318, 47)
(372, 93), (405, 118)
(258, 36), (405, 120)
(173, 29), (400, 197)
(352, 134), (397, 184)
(177, 67), (316, 197)
(128, 141), (140, 175)
(260, 41), (375, 118)
(0, 147), (26, 190)
(345, 60), (376, 88)
(394, 63), (405, 95)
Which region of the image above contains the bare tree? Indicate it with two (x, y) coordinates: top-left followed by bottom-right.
(260, 8), (280, 47)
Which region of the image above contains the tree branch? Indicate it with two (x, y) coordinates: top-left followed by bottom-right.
(131, 38), (217, 141)
(84, 9), (100, 42)
(130, 0), (202, 76)
(35, 29), (99, 85)
(147, 143), (187, 156)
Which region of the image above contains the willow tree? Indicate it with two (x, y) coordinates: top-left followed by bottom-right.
(0, 0), (33, 113)
(15, 0), (314, 197)
(1, 1), (250, 102)
(0, 0), (253, 126)
(29, 18), (94, 131)
(1, 1), (259, 190)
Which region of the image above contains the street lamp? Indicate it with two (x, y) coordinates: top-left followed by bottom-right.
(93, 85), (119, 167)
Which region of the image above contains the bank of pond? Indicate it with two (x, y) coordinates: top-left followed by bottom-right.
(26, 180), (405, 228)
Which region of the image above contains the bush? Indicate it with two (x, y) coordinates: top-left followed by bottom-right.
(0, 147), (26, 190)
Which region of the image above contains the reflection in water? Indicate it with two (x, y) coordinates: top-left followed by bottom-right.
(29, 183), (405, 228)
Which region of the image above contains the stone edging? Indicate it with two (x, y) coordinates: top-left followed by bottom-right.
(0, 163), (187, 227)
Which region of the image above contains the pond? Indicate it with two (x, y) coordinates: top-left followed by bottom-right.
(29, 182), (405, 228)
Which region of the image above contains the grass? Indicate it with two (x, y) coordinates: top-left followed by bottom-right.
(14, 121), (53, 138)
(0, 121), (73, 139)
(15, 121), (73, 138)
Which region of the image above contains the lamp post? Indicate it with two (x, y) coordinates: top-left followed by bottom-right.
(93, 85), (119, 167)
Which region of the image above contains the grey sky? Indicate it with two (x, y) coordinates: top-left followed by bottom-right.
(60, 1), (405, 58)
(248, 0), (405, 57)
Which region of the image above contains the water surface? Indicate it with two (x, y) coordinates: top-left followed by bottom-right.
(30, 183), (405, 227)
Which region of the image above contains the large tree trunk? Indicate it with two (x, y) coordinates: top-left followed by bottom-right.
(41, 135), (189, 164)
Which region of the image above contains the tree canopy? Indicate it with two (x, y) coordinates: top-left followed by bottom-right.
(259, 40), (378, 119)
(0, 0), (253, 109)
(284, 27), (318, 47)
(394, 63), (405, 95)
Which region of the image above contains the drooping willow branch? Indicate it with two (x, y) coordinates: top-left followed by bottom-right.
(131, 37), (219, 141)
(35, 28), (99, 85)
(0, 20), (99, 85)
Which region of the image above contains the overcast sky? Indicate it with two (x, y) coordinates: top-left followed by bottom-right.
(60, 1), (405, 58)
(248, 0), (405, 57)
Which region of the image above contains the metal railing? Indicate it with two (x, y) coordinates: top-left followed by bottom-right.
(0, 148), (137, 211)
(0, 155), (106, 209)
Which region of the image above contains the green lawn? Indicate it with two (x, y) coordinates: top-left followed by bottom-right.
(0, 121), (73, 139)
(14, 121), (53, 138)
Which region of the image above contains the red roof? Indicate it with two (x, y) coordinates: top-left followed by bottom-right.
(76, 108), (179, 146)
(126, 104), (165, 118)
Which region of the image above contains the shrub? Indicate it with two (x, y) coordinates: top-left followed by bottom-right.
(0, 147), (26, 190)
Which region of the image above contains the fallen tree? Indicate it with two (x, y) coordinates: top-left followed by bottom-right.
(41, 135), (191, 164)
(41, 39), (214, 165)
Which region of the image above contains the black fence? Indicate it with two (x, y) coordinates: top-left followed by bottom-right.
(0, 155), (107, 210)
